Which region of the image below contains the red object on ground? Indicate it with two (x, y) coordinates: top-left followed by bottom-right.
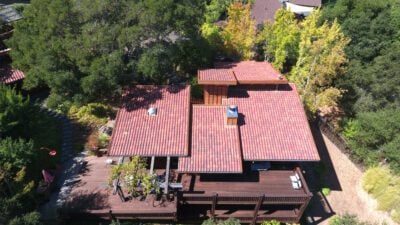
(49, 150), (57, 156)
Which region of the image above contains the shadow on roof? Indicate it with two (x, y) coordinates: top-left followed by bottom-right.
(123, 85), (186, 112)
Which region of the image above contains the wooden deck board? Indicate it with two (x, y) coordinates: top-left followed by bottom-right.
(180, 170), (309, 197)
(61, 156), (177, 218)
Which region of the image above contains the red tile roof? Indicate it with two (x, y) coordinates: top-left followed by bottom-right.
(0, 67), (25, 84)
(198, 68), (237, 85)
(178, 105), (242, 173)
(215, 61), (288, 84)
(108, 85), (191, 156)
(223, 84), (320, 161)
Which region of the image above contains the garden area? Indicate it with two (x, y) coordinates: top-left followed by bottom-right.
(0, 85), (62, 225)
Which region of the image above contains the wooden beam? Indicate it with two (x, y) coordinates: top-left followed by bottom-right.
(296, 195), (311, 222)
(211, 193), (218, 218)
(164, 156), (171, 194)
(149, 156), (155, 174)
(251, 195), (264, 225)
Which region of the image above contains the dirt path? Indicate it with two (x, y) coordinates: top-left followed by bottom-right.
(305, 132), (396, 225)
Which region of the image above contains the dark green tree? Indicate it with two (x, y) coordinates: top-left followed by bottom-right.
(7, 0), (207, 108)
(0, 86), (38, 138)
(322, 0), (400, 114)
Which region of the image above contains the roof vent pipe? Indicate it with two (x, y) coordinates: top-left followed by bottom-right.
(226, 105), (238, 126)
(148, 107), (157, 116)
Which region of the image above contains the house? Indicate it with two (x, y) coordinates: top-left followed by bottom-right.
(252, 0), (321, 26)
(61, 61), (319, 224)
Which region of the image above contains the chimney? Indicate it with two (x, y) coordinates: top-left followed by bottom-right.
(226, 105), (238, 126)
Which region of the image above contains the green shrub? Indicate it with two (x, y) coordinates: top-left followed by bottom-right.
(329, 214), (369, 225)
(202, 218), (241, 225)
(69, 103), (115, 127)
(362, 167), (400, 223)
(362, 167), (391, 197)
(261, 220), (281, 225)
(8, 211), (42, 225)
(322, 187), (331, 196)
(190, 76), (204, 100)
(376, 186), (400, 211)
(391, 207), (400, 223)
(98, 133), (110, 149)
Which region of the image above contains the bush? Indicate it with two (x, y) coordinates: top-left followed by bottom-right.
(202, 218), (241, 225)
(362, 167), (400, 223)
(7, 212), (42, 225)
(0, 138), (35, 172)
(0, 85), (38, 138)
(190, 76), (203, 99)
(344, 108), (400, 173)
(98, 133), (110, 149)
(321, 187), (331, 196)
(69, 103), (115, 127)
(261, 220), (281, 225)
(329, 214), (370, 225)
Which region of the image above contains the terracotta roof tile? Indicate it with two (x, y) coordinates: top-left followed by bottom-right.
(215, 61), (288, 84)
(0, 67), (25, 84)
(223, 84), (320, 161)
(198, 68), (237, 85)
(178, 106), (242, 173)
(108, 85), (190, 156)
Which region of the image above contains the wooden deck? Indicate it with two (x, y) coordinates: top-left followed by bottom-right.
(180, 169), (310, 196)
(59, 156), (177, 220)
(60, 156), (312, 223)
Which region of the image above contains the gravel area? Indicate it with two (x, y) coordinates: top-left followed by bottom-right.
(305, 131), (397, 225)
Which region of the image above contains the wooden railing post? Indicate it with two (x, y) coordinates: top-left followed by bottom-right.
(251, 195), (264, 225)
(211, 193), (218, 218)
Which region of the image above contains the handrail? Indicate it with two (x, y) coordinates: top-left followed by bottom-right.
(295, 167), (312, 197)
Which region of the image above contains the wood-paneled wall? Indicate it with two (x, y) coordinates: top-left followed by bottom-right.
(204, 85), (228, 105)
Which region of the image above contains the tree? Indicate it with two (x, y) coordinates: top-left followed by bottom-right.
(321, 0), (400, 114)
(7, 0), (206, 108)
(221, 2), (256, 60)
(0, 86), (37, 138)
(343, 108), (400, 172)
(257, 9), (300, 72)
(290, 10), (350, 114)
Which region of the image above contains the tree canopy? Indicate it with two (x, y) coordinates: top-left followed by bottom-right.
(257, 8), (300, 72)
(290, 10), (349, 114)
(7, 0), (207, 108)
(321, 0), (400, 114)
(221, 2), (256, 60)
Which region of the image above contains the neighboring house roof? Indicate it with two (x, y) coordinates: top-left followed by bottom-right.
(0, 5), (23, 23)
(252, 0), (282, 25)
(198, 68), (237, 85)
(251, 0), (321, 25)
(222, 84), (320, 161)
(178, 105), (242, 173)
(108, 85), (191, 157)
(292, 0), (321, 6)
(215, 61), (288, 84)
(0, 66), (25, 84)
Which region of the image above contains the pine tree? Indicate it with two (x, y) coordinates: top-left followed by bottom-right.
(290, 10), (350, 114)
